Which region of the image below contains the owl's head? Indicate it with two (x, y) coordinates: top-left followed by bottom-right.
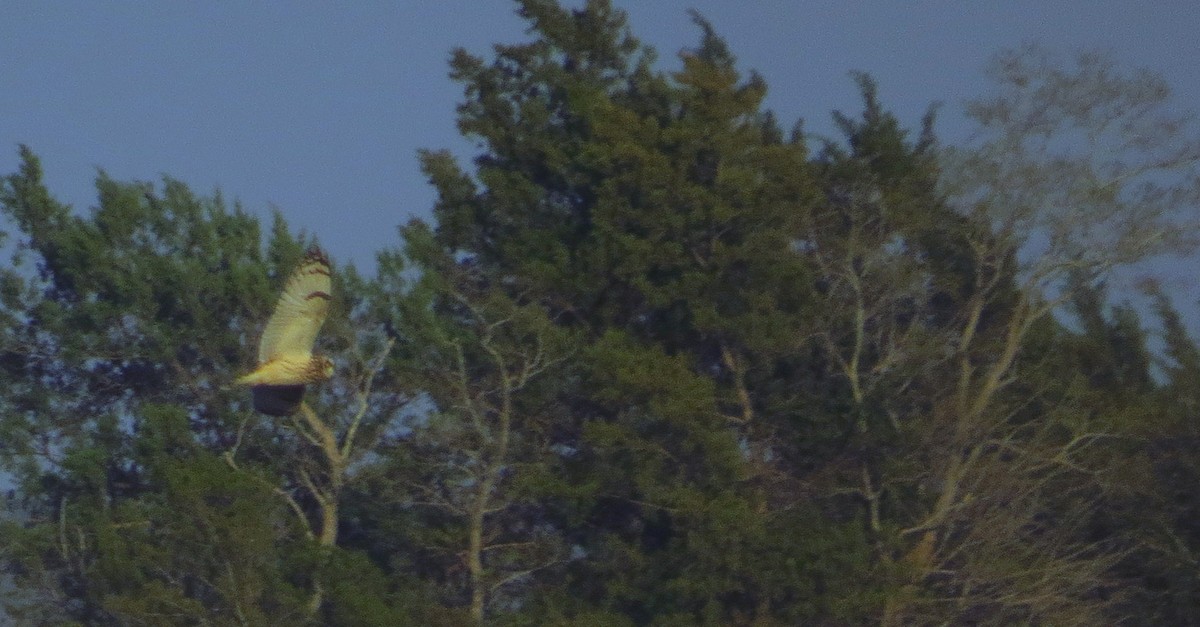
(317, 356), (335, 380)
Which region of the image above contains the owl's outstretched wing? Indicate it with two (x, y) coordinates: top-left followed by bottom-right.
(257, 247), (332, 364)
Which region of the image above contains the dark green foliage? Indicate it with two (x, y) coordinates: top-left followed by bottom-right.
(3, 2), (1199, 625)
(0, 147), (397, 624)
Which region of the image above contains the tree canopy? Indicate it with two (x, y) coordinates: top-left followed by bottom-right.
(3, 2), (1200, 625)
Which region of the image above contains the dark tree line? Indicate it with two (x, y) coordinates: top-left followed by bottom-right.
(2, 2), (1200, 625)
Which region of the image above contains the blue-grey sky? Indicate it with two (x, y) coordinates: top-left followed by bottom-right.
(2, 1), (1198, 277)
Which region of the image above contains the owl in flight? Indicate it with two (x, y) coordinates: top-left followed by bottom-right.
(236, 246), (334, 416)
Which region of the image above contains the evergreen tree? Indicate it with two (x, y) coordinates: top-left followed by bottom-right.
(3, 3), (1199, 625)
(421, 2), (845, 622)
(1125, 287), (1200, 624)
(0, 148), (416, 624)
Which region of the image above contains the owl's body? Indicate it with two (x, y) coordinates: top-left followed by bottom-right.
(236, 247), (333, 415)
(235, 355), (333, 387)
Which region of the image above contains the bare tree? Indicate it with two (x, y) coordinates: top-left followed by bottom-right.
(879, 45), (1200, 625)
(382, 247), (573, 624)
(224, 330), (400, 616)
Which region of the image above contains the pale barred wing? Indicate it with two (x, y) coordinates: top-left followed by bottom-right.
(257, 248), (332, 363)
